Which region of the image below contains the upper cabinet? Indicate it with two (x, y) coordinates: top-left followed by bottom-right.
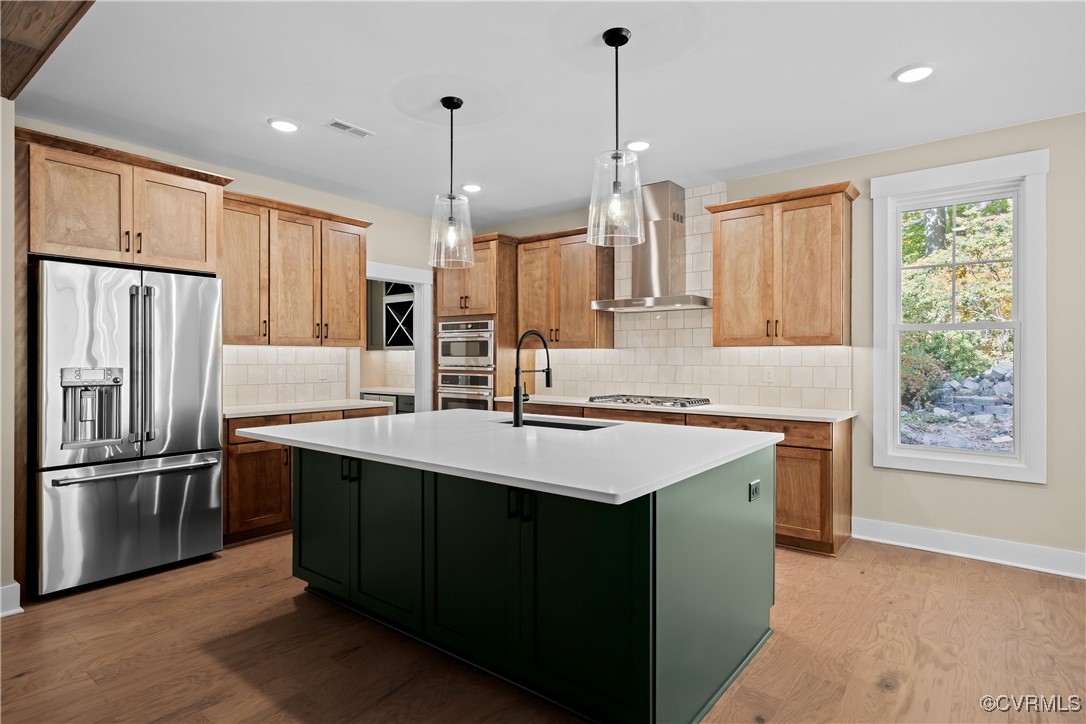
(707, 182), (857, 347)
(219, 193), (368, 347)
(516, 229), (614, 349)
(435, 235), (514, 318)
(28, 140), (224, 273)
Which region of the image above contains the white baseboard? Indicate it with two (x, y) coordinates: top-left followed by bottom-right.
(1, 582), (23, 617)
(852, 517), (1086, 580)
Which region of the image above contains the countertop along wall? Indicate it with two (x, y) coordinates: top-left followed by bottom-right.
(726, 114), (1086, 556)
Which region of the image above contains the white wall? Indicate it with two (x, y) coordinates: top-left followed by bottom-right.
(727, 113), (1085, 555)
(1, 99), (18, 613)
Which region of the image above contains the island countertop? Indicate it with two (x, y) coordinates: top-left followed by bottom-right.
(237, 408), (783, 505)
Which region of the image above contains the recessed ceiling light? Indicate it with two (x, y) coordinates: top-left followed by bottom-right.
(267, 117), (298, 133)
(625, 139), (650, 152)
(461, 183), (482, 193)
(893, 63), (935, 83)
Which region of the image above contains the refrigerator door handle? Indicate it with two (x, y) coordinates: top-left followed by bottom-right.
(143, 285), (157, 441)
(51, 458), (219, 487)
(128, 285), (143, 443)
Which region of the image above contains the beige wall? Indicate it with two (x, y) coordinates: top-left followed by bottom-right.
(479, 206), (587, 237)
(13, 117), (433, 269)
(727, 113), (1085, 554)
(1, 99), (15, 591)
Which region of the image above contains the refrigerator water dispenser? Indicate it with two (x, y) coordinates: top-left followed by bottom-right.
(60, 367), (124, 449)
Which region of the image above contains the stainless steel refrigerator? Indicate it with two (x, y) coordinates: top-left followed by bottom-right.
(35, 260), (223, 595)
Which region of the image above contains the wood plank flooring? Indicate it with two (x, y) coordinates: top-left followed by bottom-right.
(2, 535), (1082, 723)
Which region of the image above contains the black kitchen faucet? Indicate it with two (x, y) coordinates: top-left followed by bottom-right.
(512, 330), (553, 428)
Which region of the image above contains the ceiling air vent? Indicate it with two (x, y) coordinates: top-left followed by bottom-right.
(324, 118), (376, 140)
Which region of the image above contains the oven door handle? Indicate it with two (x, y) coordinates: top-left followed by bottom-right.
(437, 388), (493, 397)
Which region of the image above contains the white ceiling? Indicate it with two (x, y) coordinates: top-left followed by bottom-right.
(16, 1), (1085, 228)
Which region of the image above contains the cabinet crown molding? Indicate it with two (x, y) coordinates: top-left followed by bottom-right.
(705, 181), (859, 214)
(16, 128), (234, 186)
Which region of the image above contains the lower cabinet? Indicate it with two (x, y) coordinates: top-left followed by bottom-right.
(226, 441), (291, 534)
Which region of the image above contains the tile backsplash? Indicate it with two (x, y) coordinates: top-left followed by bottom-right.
(385, 350), (415, 389)
(538, 182), (853, 410)
(223, 345), (348, 406)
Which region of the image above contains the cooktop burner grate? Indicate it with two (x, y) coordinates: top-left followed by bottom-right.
(588, 394), (712, 408)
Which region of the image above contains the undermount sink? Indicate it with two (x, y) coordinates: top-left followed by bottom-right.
(500, 418), (614, 432)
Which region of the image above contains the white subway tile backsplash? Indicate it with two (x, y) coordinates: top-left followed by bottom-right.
(801, 347), (825, 367)
(246, 365), (268, 385)
(257, 347), (277, 365)
(813, 366), (837, 389)
(779, 347), (802, 366)
(824, 346), (850, 367)
(825, 388), (851, 410)
(223, 345), (352, 407)
(237, 346), (259, 365)
(802, 388), (826, 409)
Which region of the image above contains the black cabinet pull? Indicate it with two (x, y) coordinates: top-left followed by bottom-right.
(282, 448), (288, 467)
(521, 491), (533, 522)
(507, 488), (519, 519)
(775, 320), (780, 337)
(463, 295), (469, 309)
(262, 320), (268, 337)
(124, 230), (131, 252)
(324, 323), (329, 339)
(340, 457), (349, 480)
(136, 232), (143, 254)
(350, 459), (361, 482)
(554, 328), (559, 342)
(315, 323), (320, 338)
(766, 320), (770, 337)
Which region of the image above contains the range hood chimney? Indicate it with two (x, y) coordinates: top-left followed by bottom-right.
(591, 180), (712, 312)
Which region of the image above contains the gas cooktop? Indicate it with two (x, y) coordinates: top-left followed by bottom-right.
(588, 394), (711, 408)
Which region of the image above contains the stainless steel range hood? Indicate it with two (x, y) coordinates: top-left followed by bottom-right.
(591, 180), (712, 312)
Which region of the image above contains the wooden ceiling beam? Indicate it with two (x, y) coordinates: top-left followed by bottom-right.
(1, 1), (94, 100)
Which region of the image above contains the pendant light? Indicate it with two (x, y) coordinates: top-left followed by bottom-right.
(587, 27), (644, 247)
(429, 96), (475, 268)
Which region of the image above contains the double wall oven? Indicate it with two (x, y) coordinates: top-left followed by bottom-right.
(436, 320), (494, 410)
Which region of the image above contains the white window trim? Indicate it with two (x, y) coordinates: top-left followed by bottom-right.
(871, 150), (1048, 484)
(366, 261), (433, 412)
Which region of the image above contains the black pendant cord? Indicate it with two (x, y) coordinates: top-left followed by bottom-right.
(614, 43), (620, 152)
(448, 106), (455, 198)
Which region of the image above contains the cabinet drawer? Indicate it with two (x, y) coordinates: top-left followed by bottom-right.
(495, 401), (585, 417)
(227, 415), (290, 444)
(291, 410), (344, 424)
(344, 406), (389, 419)
(685, 414), (831, 449)
(583, 407), (685, 425)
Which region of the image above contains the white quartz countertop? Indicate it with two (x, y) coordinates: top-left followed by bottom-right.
(237, 408), (783, 505)
(359, 387), (415, 396)
(493, 394), (857, 423)
(223, 399), (393, 419)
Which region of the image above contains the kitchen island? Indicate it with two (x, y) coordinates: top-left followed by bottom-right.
(239, 409), (783, 723)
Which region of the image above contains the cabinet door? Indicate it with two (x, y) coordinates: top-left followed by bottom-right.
(435, 267), (466, 317)
(519, 490), (652, 723)
(321, 220), (366, 346)
(226, 442), (290, 533)
(462, 243), (494, 314)
(29, 145), (133, 263)
(517, 240), (553, 346)
(350, 462), (424, 632)
(293, 449), (351, 598)
(425, 474), (521, 673)
(554, 236), (597, 348)
(712, 206), (775, 346)
(775, 445), (831, 542)
(133, 168), (221, 273)
(220, 199), (269, 345)
(269, 210), (322, 346)
(776, 195), (843, 345)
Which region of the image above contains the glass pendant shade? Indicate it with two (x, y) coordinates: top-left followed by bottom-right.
(587, 150), (644, 247)
(428, 193), (475, 268)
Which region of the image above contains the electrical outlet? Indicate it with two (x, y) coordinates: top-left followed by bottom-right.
(318, 367), (328, 381)
(748, 480), (761, 501)
(762, 367), (775, 384)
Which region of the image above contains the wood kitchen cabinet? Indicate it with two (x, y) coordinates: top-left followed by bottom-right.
(220, 192), (368, 347)
(516, 228), (614, 349)
(707, 182), (857, 347)
(434, 234), (515, 317)
(686, 414), (852, 555)
(224, 407), (386, 544)
(28, 141), (224, 273)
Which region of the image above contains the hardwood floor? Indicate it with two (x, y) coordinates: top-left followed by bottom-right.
(2, 535), (1082, 723)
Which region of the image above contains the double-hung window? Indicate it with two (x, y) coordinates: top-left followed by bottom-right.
(872, 150), (1048, 483)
